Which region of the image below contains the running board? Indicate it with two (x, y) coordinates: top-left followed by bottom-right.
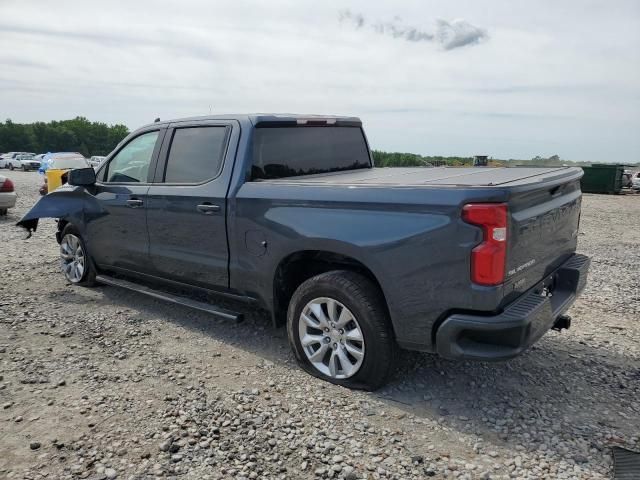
(95, 274), (244, 322)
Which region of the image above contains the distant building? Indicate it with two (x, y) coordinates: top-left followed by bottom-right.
(473, 155), (489, 167)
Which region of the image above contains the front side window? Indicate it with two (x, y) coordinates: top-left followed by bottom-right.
(104, 130), (159, 183)
(163, 126), (228, 183)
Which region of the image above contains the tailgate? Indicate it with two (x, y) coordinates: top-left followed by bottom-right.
(503, 169), (583, 301)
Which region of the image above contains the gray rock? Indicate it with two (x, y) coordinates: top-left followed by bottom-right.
(159, 439), (172, 452)
(344, 469), (359, 480)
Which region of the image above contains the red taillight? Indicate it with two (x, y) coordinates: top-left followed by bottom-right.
(0, 178), (14, 193)
(462, 203), (508, 286)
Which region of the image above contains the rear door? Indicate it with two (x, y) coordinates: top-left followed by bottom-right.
(87, 128), (165, 273)
(146, 120), (237, 289)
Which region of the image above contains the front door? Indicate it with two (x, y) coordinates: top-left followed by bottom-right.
(146, 122), (232, 289)
(86, 128), (164, 273)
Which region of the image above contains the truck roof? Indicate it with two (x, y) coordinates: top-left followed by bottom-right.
(145, 114), (362, 129)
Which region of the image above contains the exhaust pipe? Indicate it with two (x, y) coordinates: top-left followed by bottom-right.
(552, 314), (571, 331)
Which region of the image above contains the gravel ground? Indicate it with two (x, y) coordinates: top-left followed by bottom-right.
(1, 170), (638, 480)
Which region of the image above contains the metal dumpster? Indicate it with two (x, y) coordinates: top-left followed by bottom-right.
(580, 164), (625, 194)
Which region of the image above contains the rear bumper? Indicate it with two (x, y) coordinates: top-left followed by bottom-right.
(436, 253), (590, 361)
(0, 192), (17, 208)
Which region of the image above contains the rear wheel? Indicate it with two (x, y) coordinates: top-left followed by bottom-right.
(287, 270), (396, 390)
(9, 163), (14, 171)
(59, 225), (96, 286)
(0, 208), (7, 216)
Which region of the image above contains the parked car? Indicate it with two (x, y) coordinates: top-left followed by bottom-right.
(39, 153), (90, 195)
(88, 156), (107, 168)
(17, 114), (590, 390)
(0, 175), (16, 215)
(8, 154), (41, 171)
(0, 152), (35, 168)
(632, 172), (640, 191)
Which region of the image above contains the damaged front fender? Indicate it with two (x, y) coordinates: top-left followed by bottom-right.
(16, 184), (105, 236)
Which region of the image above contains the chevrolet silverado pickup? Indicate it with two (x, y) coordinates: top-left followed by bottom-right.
(18, 114), (590, 390)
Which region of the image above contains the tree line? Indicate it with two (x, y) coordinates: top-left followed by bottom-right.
(2, 119), (635, 166)
(0, 117), (129, 157)
(371, 150), (575, 167)
(373, 151), (476, 167)
(373, 151), (638, 167)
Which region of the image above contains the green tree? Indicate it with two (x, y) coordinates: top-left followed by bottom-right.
(0, 117), (129, 157)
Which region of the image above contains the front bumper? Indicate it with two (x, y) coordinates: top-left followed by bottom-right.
(436, 253), (590, 361)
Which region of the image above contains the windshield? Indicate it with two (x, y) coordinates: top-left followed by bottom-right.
(52, 157), (88, 169)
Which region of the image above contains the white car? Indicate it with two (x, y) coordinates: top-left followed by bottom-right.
(7, 154), (41, 171)
(46, 153), (90, 170)
(632, 172), (640, 191)
(88, 155), (106, 168)
(40, 153), (90, 194)
(0, 152), (35, 169)
(0, 175), (17, 215)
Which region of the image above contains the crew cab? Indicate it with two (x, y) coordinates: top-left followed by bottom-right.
(18, 114), (590, 390)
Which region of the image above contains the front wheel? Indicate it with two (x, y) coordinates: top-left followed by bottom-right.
(287, 270), (396, 390)
(59, 225), (96, 286)
(9, 164), (14, 171)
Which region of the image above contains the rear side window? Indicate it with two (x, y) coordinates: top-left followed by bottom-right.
(251, 126), (371, 180)
(164, 126), (228, 183)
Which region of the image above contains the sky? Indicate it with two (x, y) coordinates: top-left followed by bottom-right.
(0, 0), (639, 162)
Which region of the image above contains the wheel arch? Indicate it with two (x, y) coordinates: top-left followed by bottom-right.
(272, 250), (393, 334)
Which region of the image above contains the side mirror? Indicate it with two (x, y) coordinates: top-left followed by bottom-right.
(67, 167), (96, 186)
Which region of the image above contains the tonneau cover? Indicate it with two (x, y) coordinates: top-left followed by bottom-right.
(262, 167), (580, 187)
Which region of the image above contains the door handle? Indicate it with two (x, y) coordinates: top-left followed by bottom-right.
(126, 198), (144, 208)
(197, 203), (220, 214)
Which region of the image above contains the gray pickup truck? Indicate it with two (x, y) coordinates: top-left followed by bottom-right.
(19, 114), (590, 390)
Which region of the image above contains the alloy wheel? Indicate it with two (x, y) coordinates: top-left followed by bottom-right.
(298, 297), (365, 379)
(60, 234), (85, 283)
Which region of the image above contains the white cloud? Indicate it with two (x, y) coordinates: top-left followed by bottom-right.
(0, 0), (638, 162)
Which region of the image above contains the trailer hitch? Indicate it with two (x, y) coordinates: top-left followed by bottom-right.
(552, 314), (572, 331)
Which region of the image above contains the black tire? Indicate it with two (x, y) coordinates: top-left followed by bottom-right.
(9, 164), (14, 171)
(0, 208), (7, 216)
(287, 270), (396, 391)
(22, 165), (27, 172)
(60, 224), (97, 287)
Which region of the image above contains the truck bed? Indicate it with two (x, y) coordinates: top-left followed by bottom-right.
(262, 166), (578, 187)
